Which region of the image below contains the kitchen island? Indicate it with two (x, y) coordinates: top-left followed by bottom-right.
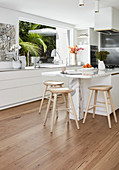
(42, 68), (119, 120)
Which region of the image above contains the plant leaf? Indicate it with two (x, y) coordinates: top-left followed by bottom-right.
(19, 41), (40, 56)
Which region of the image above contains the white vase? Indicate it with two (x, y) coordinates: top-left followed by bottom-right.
(70, 53), (77, 65)
(12, 60), (22, 69)
(98, 61), (105, 70)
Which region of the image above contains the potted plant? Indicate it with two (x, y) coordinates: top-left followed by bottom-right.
(95, 51), (110, 70)
(10, 44), (22, 69)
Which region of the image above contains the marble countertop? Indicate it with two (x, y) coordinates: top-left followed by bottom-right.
(0, 64), (82, 72)
(41, 68), (119, 79)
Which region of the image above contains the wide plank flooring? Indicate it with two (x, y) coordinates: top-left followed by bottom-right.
(0, 101), (119, 170)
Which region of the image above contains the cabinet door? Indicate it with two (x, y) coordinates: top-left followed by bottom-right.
(111, 74), (119, 110)
(90, 28), (99, 46)
(0, 69), (68, 109)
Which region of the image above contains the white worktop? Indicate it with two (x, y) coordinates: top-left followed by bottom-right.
(42, 68), (119, 79)
(0, 64), (82, 72)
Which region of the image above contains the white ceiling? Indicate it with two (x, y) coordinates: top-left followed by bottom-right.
(0, 0), (119, 28)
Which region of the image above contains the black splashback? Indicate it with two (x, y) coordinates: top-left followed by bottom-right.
(100, 33), (119, 65)
(101, 34), (119, 48)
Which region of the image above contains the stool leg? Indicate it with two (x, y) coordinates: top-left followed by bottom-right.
(68, 93), (79, 129)
(56, 109), (58, 119)
(93, 90), (98, 118)
(56, 87), (63, 119)
(108, 90), (117, 123)
(50, 94), (57, 133)
(62, 93), (66, 104)
(104, 91), (111, 128)
(39, 85), (47, 113)
(83, 90), (93, 123)
(44, 92), (53, 126)
(64, 94), (69, 123)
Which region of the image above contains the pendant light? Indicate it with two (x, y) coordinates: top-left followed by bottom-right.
(79, 0), (84, 6)
(95, 0), (99, 13)
(79, 0), (100, 13)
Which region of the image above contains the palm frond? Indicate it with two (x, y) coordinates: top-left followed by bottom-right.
(30, 24), (39, 30)
(37, 38), (47, 52)
(28, 33), (47, 52)
(19, 37), (23, 43)
(19, 41), (40, 56)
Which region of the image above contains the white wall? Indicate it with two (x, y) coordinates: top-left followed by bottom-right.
(56, 28), (69, 65)
(0, 6), (75, 44)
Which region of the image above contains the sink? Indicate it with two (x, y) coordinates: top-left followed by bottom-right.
(25, 64), (66, 69)
(0, 61), (13, 69)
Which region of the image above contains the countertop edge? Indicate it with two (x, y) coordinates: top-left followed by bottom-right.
(0, 65), (82, 72)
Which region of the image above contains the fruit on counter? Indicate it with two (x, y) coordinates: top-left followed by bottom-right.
(83, 63), (92, 68)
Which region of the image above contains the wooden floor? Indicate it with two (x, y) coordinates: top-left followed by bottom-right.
(0, 101), (119, 170)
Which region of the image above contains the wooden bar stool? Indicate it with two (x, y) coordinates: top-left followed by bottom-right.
(83, 85), (118, 128)
(39, 80), (64, 113)
(44, 87), (80, 133)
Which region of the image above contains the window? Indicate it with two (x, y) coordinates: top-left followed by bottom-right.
(19, 20), (70, 66)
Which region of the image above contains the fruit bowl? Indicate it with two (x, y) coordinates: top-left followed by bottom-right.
(80, 63), (94, 71)
(80, 67), (94, 71)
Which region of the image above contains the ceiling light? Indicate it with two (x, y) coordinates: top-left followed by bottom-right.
(95, 0), (99, 13)
(79, 0), (84, 6)
(79, 0), (100, 13)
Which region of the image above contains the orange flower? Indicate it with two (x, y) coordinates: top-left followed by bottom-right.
(68, 45), (84, 54)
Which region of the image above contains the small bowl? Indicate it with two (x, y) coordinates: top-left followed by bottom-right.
(61, 67), (66, 72)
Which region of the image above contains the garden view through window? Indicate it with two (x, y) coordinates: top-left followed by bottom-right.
(19, 21), (56, 66)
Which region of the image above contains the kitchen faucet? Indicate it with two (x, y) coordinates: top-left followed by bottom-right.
(51, 49), (63, 64)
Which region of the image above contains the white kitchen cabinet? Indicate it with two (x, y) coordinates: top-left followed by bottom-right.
(94, 7), (119, 32)
(0, 68), (68, 110)
(111, 74), (119, 110)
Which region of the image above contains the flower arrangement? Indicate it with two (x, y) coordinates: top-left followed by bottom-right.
(10, 44), (21, 61)
(10, 44), (21, 52)
(68, 45), (84, 54)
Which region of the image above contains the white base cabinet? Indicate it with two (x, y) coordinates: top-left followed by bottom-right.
(0, 68), (67, 110)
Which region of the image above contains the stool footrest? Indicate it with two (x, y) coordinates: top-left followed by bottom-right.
(97, 101), (105, 104)
(88, 106), (94, 111)
(56, 108), (72, 111)
(50, 99), (64, 103)
(44, 96), (50, 100)
(56, 102), (65, 105)
(97, 101), (111, 105)
(90, 104), (105, 108)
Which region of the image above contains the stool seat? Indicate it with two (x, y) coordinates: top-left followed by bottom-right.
(88, 85), (112, 91)
(44, 80), (64, 86)
(49, 87), (73, 94)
